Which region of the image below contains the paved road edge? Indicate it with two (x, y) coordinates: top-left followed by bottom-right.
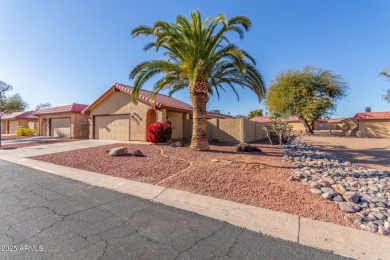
(1, 154), (389, 260)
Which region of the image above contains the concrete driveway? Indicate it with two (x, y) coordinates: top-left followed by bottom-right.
(0, 160), (348, 260)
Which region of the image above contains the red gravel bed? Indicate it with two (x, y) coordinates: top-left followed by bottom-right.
(301, 136), (390, 171)
(159, 143), (353, 228)
(31, 141), (353, 228)
(1, 139), (77, 150)
(30, 144), (189, 184)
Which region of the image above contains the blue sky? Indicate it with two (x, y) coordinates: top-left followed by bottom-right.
(1, 0), (389, 117)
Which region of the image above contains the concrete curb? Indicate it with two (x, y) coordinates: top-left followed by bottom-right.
(1, 154), (389, 260)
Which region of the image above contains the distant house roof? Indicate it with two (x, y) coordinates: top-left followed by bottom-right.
(206, 111), (233, 119)
(83, 83), (232, 119)
(2, 110), (38, 120)
(353, 111), (390, 120)
(250, 116), (300, 123)
(318, 118), (348, 123)
(34, 103), (88, 115)
(235, 114), (247, 119)
(250, 116), (272, 123)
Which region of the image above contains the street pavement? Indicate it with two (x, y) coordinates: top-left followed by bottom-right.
(0, 160), (350, 260)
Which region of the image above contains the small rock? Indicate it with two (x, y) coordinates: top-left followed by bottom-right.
(322, 192), (332, 199)
(338, 202), (361, 213)
(170, 141), (184, 147)
(323, 177), (335, 185)
(211, 159), (219, 162)
(343, 192), (360, 203)
(108, 146), (128, 156)
(236, 143), (262, 153)
(133, 150), (143, 157)
(321, 187), (338, 197)
(378, 226), (389, 235)
(310, 188), (322, 194)
(331, 184), (347, 195)
(310, 182), (321, 189)
(319, 180), (331, 187)
(384, 221), (390, 229)
(333, 195), (344, 202)
(371, 211), (386, 220)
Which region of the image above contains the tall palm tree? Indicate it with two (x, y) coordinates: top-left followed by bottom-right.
(130, 11), (266, 150)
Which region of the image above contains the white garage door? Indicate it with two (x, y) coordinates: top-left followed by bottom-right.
(95, 115), (129, 141)
(8, 121), (19, 134)
(51, 118), (71, 138)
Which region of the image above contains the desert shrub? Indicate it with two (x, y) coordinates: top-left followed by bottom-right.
(16, 127), (36, 136)
(147, 122), (172, 143)
(263, 113), (293, 145)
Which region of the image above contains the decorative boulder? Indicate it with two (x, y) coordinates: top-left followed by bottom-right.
(338, 202), (361, 213)
(343, 192), (360, 203)
(108, 147), (128, 156)
(133, 150), (144, 157)
(236, 143), (262, 153)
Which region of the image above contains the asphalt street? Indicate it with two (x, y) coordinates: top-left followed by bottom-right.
(0, 160), (350, 260)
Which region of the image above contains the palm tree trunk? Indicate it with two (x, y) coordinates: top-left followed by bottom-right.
(190, 94), (210, 150)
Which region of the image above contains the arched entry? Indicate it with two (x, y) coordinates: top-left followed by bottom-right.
(146, 109), (157, 139)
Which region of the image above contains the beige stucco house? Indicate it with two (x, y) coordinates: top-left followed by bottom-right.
(353, 111), (390, 138)
(82, 83), (230, 142)
(33, 104), (89, 138)
(1, 111), (38, 134)
(250, 116), (346, 134)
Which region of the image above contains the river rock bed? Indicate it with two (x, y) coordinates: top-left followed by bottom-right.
(284, 136), (390, 236)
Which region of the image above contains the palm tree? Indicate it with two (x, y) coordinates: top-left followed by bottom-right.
(380, 67), (390, 103)
(130, 11), (266, 150)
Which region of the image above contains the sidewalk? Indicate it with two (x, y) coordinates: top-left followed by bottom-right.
(0, 142), (389, 259)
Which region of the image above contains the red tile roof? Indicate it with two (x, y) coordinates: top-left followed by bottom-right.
(83, 83), (231, 118)
(250, 116), (272, 123)
(206, 111), (234, 119)
(353, 111), (390, 120)
(34, 103), (88, 115)
(250, 116), (300, 123)
(2, 110), (38, 120)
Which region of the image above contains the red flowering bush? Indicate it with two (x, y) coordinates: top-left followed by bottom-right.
(147, 122), (172, 143)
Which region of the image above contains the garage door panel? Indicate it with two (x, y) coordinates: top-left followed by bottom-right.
(51, 118), (71, 138)
(95, 115), (129, 141)
(9, 121), (19, 134)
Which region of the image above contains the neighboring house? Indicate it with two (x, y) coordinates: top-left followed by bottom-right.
(353, 111), (390, 138)
(250, 116), (306, 133)
(33, 104), (89, 138)
(82, 83), (231, 142)
(314, 118), (346, 131)
(1, 111), (38, 134)
(250, 116), (347, 134)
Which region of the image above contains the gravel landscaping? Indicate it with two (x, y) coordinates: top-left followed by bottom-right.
(31, 144), (190, 184)
(31, 140), (354, 228)
(286, 136), (390, 236)
(301, 136), (390, 171)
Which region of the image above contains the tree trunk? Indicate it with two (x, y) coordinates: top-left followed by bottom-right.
(299, 117), (314, 134)
(190, 94), (210, 150)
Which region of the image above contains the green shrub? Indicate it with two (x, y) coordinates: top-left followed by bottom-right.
(16, 127), (36, 136)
